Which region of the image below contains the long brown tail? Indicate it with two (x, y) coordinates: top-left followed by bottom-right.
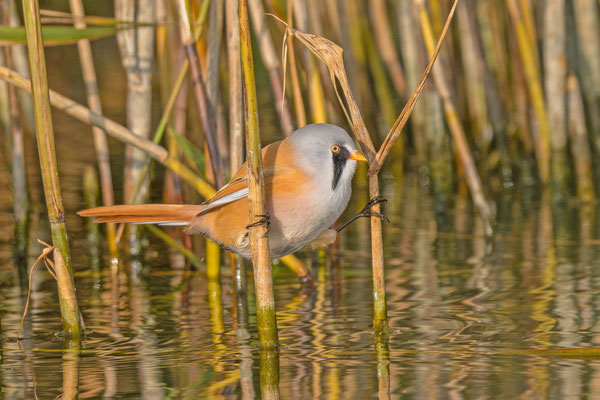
(77, 204), (204, 225)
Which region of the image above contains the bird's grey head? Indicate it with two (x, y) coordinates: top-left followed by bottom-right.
(289, 123), (362, 190)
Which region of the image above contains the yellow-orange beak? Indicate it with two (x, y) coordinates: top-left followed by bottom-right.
(349, 151), (368, 162)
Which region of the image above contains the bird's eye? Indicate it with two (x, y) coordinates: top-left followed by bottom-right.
(331, 145), (340, 153)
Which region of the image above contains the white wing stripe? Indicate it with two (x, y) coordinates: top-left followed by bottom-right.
(201, 188), (249, 214)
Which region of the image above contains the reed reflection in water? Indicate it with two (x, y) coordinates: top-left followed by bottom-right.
(1, 165), (600, 397)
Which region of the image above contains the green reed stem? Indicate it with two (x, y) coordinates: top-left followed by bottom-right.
(240, 0), (278, 349)
(21, 0), (83, 337)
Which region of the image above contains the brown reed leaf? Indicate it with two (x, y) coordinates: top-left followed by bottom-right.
(18, 240), (56, 339)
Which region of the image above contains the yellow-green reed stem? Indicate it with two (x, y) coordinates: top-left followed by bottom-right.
(279, 254), (309, 280)
(418, 1), (493, 236)
(144, 224), (203, 268)
(21, 0), (83, 337)
(567, 75), (595, 203)
(375, 333), (390, 399)
(507, 0), (551, 184)
(176, 0), (226, 188)
(83, 166), (101, 280)
(240, 0), (278, 349)
(260, 349), (280, 399)
(206, 239), (221, 280)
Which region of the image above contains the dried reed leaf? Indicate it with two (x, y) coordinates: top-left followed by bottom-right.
(18, 240), (56, 338)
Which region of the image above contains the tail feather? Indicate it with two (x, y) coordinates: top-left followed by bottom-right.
(78, 204), (204, 225)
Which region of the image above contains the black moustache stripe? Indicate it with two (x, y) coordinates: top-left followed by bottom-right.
(332, 147), (350, 190)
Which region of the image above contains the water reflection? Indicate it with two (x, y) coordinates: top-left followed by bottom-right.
(2, 172), (600, 397)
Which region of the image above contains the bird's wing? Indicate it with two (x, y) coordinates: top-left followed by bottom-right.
(198, 141), (285, 216)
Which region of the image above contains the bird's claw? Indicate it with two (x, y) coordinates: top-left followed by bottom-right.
(246, 213), (271, 237)
(362, 195), (387, 211)
(336, 196), (389, 233)
(358, 210), (389, 222)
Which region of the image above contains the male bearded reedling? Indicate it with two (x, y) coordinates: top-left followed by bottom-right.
(78, 123), (368, 259)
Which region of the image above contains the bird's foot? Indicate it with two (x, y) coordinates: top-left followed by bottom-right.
(336, 196), (389, 233)
(363, 195), (388, 212)
(246, 213), (271, 237)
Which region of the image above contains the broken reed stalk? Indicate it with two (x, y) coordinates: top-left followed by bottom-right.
(3, 45), (29, 266)
(175, 0), (226, 189)
(248, 0), (295, 136)
(240, 0), (278, 349)
(115, 0), (156, 252)
(69, 0), (118, 259)
(417, 0), (493, 235)
(21, 0), (83, 337)
(506, 0), (551, 184)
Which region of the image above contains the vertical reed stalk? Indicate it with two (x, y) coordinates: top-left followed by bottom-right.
(175, 0), (226, 188)
(247, 0), (295, 136)
(286, 1), (306, 127)
(83, 166), (101, 280)
(416, 0), (493, 235)
(206, 0), (227, 167)
(205, 0), (225, 281)
(572, 0), (600, 154)
(115, 0), (156, 252)
(507, 0), (551, 184)
(226, 0), (250, 325)
(3, 44), (29, 266)
(567, 75), (594, 202)
(21, 0), (83, 336)
(69, 0), (118, 259)
(371, 0), (407, 97)
(292, 0), (326, 123)
(544, 0), (570, 194)
(240, 0), (278, 349)
(227, 0), (244, 173)
(260, 349), (280, 399)
(8, 1), (35, 135)
(457, 1), (491, 154)
(397, 0), (427, 164)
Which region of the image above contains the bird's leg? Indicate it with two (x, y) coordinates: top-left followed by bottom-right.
(246, 213), (271, 237)
(336, 196), (388, 233)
